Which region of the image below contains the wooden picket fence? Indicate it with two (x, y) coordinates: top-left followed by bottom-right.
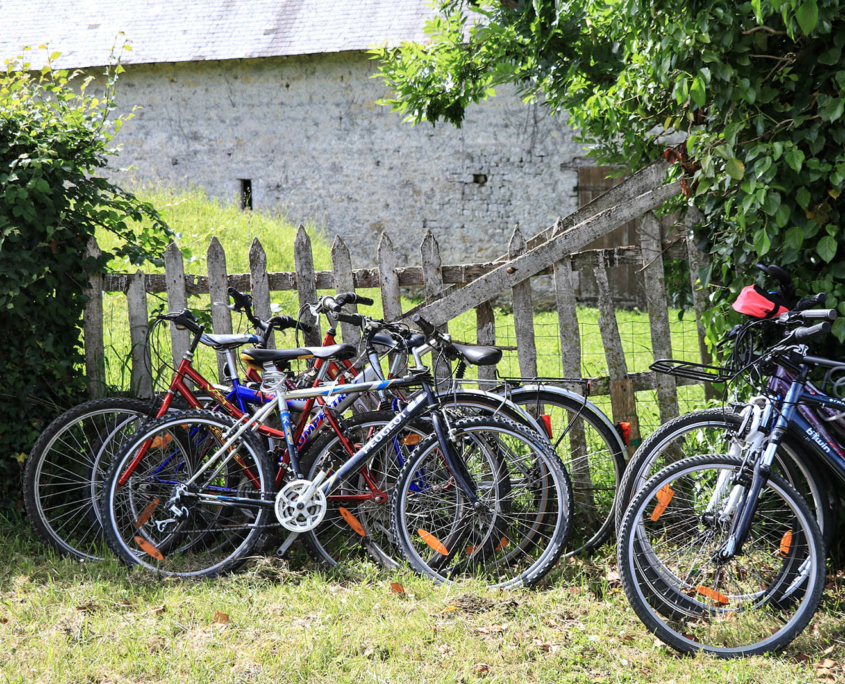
(82, 159), (714, 450)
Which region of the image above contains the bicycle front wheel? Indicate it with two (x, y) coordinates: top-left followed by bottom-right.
(101, 410), (274, 578)
(391, 415), (572, 589)
(617, 454), (825, 657)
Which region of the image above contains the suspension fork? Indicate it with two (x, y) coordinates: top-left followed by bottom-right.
(425, 383), (478, 503)
(720, 375), (806, 559)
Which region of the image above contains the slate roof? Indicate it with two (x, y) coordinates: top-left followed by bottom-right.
(0, 0), (435, 69)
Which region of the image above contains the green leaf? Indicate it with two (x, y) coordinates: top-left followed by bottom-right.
(726, 157), (745, 180)
(784, 226), (804, 250)
(823, 98), (845, 122)
(775, 204), (791, 227)
(690, 76), (706, 108)
(754, 229), (772, 256)
(817, 235), (838, 262)
(785, 147), (805, 173)
(796, 0), (819, 35)
(832, 317), (845, 342)
(797, 186), (811, 209)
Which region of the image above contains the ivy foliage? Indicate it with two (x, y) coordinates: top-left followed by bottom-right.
(374, 0), (845, 345)
(0, 48), (169, 496)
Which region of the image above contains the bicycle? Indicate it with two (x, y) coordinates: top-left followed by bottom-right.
(617, 300), (838, 656)
(99, 313), (573, 586)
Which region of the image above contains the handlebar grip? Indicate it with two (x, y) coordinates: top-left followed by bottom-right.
(801, 309), (838, 321)
(794, 293), (827, 311)
(336, 312), (364, 326)
(336, 293), (375, 307)
(412, 314), (436, 336)
(792, 321), (831, 342)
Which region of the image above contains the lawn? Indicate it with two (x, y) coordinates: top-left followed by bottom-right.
(1, 517), (842, 683)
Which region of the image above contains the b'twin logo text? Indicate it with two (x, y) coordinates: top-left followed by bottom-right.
(805, 427), (832, 454)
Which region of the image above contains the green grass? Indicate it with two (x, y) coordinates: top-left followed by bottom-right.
(97, 186), (705, 439)
(1, 518), (842, 683)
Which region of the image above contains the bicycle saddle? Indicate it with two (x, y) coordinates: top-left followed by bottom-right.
(201, 333), (261, 350)
(240, 343), (357, 366)
(451, 342), (502, 366)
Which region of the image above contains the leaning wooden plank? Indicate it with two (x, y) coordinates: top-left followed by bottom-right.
(508, 226), (538, 379)
(249, 237), (275, 349)
(294, 226), (322, 347)
(684, 206), (718, 401)
(640, 211), (679, 422)
(475, 301), (497, 382)
(163, 240), (190, 371)
(331, 235), (360, 348)
(406, 180), (682, 328)
(207, 236), (233, 383)
(497, 159), (672, 259)
(127, 270), (153, 399)
(83, 238), (106, 398)
(594, 252), (640, 457)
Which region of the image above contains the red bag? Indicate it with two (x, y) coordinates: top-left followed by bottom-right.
(732, 285), (789, 319)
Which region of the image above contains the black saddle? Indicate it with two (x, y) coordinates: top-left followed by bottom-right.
(452, 342), (502, 366)
(241, 343), (357, 366)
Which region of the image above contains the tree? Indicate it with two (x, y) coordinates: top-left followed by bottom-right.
(0, 47), (169, 495)
(374, 0), (845, 343)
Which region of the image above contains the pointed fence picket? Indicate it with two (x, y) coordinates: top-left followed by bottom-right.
(86, 163), (714, 457)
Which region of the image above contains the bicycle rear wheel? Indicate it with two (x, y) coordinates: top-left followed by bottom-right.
(101, 410), (274, 578)
(617, 454), (825, 657)
(391, 415), (572, 589)
(24, 397), (159, 560)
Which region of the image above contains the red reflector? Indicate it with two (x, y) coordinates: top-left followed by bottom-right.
(618, 422), (632, 446)
(540, 414), (553, 439)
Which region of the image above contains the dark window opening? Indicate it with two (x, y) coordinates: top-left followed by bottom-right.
(240, 179), (253, 211)
(473, 173), (487, 185)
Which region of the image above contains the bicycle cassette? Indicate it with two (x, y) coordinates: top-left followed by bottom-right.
(274, 478), (327, 532)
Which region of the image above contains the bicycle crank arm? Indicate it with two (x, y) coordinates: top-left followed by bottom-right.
(276, 531), (300, 557)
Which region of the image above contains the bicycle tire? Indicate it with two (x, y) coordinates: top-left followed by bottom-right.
(617, 453), (825, 657)
(391, 415), (572, 589)
(100, 410), (274, 578)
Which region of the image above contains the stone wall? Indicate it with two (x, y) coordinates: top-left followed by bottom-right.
(106, 51), (589, 265)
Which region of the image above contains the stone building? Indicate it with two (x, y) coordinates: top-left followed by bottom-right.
(2, 1), (644, 303)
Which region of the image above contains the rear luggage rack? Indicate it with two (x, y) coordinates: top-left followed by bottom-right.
(650, 359), (736, 384)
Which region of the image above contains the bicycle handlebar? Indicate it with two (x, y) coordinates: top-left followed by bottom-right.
(336, 292), (374, 308)
(412, 314), (436, 337)
(794, 293), (827, 311)
(791, 321), (831, 343)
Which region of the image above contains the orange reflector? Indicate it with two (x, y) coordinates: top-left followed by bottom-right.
(540, 414), (553, 439)
(617, 422), (632, 447)
(418, 529), (448, 555)
(780, 530), (793, 557)
(494, 537), (509, 551)
(338, 507), (366, 537)
(151, 434), (173, 449)
(402, 433), (423, 446)
(133, 498), (160, 529)
(134, 536), (165, 561)
(696, 585), (729, 606)
(650, 484), (675, 521)
(466, 545), (475, 555)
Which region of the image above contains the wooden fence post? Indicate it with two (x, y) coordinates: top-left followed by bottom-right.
(378, 231), (404, 373)
(331, 236), (360, 348)
(685, 207), (718, 401)
(83, 238), (105, 398)
(509, 226), (538, 379)
(640, 211), (679, 422)
(127, 270), (153, 398)
(421, 229), (451, 383)
(250, 237), (275, 349)
(594, 252), (640, 457)
(475, 301), (496, 382)
(294, 226), (322, 347)
(164, 240), (190, 371)
(207, 236), (233, 382)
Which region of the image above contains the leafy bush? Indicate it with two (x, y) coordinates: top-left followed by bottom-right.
(0, 48), (168, 499)
(374, 0), (845, 347)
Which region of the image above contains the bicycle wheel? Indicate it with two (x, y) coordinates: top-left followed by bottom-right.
(100, 410), (274, 578)
(391, 415), (572, 589)
(24, 397), (160, 560)
(615, 407), (835, 550)
(507, 387), (626, 556)
(617, 454), (825, 657)
(299, 411), (431, 567)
